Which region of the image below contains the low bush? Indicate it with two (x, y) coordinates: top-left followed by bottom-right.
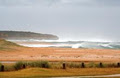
(68, 63), (81, 68)
(88, 62), (95, 68)
(4, 65), (15, 71)
(14, 61), (26, 70)
(105, 63), (116, 68)
(27, 61), (50, 68)
(4, 61), (120, 71)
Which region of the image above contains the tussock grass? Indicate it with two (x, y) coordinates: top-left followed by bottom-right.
(3, 61), (120, 71)
(67, 62), (81, 68)
(14, 61), (26, 70)
(1, 62), (120, 77)
(65, 62), (119, 68)
(4, 65), (15, 71)
(14, 61), (50, 70)
(27, 61), (50, 68)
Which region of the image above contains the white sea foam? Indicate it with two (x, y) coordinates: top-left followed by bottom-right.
(98, 43), (113, 48)
(72, 44), (82, 48)
(19, 44), (72, 48)
(8, 39), (120, 49)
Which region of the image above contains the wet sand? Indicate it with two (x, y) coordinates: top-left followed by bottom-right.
(0, 47), (120, 62)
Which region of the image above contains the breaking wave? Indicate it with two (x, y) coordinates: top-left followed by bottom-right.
(8, 39), (120, 49)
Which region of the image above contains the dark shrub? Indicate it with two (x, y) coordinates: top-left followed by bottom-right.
(68, 63), (81, 68)
(27, 61), (50, 68)
(14, 61), (26, 70)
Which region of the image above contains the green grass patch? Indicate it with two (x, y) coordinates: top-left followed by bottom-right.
(0, 39), (22, 51)
(27, 61), (50, 68)
(14, 61), (26, 70)
(67, 62), (81, 68)
(14, 61), (50, 70)
(0, 39), (19, 46)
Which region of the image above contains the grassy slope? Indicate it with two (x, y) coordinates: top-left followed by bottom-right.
(0, 68), (120, 78)
(0, 39), (21, 51)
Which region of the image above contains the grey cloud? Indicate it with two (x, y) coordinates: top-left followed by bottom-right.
(61, 0), (120, 6)
(0, 0), (61, 6)
(0, 0), (120, 7)
(95, 0), (120, 6)
(0, 0), (120, 41)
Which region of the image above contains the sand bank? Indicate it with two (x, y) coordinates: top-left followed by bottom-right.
(0, 47), (120, 62)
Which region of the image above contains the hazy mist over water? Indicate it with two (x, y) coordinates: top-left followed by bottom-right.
(0, 0), (120, 42)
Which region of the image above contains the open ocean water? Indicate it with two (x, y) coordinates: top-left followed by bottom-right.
(8, 39), (120, 49)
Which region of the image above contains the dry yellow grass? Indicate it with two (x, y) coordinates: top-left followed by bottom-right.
(0, 68), (120, 78)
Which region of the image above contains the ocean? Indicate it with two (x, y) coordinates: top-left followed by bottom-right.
(8, 39), (120, 49)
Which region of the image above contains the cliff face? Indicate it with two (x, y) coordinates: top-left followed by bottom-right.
(0, 31), (59, 40)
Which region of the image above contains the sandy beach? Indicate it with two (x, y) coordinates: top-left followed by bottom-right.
(0, 47), (120, 62)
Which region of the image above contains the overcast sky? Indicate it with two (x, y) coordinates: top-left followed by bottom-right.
(0, 0), (120, 42)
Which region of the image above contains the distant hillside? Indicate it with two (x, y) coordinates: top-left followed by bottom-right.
(0, 31), (59, 40)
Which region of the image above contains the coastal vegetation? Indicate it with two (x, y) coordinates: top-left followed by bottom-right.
(0, 39), (21, 51)
(14, 61), (50, 70)
(1, 61), (120, 71)
(0, 61), (120, 78)
(0, 31), (59, 40)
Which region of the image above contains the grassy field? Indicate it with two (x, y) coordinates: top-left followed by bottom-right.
(0, 68), (120, 78)
(0, 39), (22, 51)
